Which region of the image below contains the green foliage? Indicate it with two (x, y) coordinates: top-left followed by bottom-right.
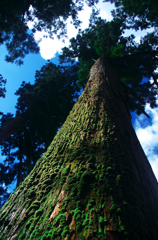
(0, 75), (6, 98)
(15, 61), (80, 145)
(0, 0), (100, 65)
(0, 113), (18, 207)
(60, 16), (158, 112)
(104, 0), (158, 28)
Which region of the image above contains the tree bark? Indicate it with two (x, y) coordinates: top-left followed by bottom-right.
(0, 58), (158, 240)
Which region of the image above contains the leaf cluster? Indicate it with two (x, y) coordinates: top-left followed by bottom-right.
(104, 0), (158, 29)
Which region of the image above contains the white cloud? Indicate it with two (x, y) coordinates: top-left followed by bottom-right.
(35, 34), (65, 59)
(27, 1), (115, 60)
(135, 103), (158, 180)
(150, 157), (158, 181)
(96, 1), (114, 21)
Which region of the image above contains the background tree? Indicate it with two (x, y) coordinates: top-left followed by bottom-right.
(0, 75), (7, 208)
(0, 61), (81, 207)
(0, 113), (17, 208)
(15, 62), (80, 147)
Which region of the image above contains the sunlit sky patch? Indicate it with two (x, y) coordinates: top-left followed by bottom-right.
(134, 101), (158, 178)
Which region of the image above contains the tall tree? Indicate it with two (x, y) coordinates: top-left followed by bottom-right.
(0, 1), (158, 237)
(0, 58), (158, 239)
(0, 8), (158, 223)
(0, 113), (18, 208)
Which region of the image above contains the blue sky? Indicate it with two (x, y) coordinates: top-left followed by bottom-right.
(0, 45), (48, 115)
(0, 0), (158, 193)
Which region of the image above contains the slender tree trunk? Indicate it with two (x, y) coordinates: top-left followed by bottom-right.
(0, 115), (24, 144)
(0, 58), (158, 240)
(24, 127), (36, 166)
(16, 132), (23, 187)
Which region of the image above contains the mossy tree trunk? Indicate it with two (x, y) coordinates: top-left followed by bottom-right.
(0, 58), (158, 240)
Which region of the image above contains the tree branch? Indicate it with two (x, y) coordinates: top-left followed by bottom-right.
(111, 50), (158, 64)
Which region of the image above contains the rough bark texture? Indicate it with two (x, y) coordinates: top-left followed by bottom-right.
(0, 58), (158, 240)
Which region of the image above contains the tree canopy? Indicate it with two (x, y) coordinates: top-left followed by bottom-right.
(60, 17), (158, 116)
(104, 0), (158, 29)
(0, 0), (99, 64)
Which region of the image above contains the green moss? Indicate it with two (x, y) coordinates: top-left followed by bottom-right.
(87, 198), (95, 211)
(74, 209), (81, 220)
(34, 209), (43, 219)
(19, 231), (26, 239)
(61, 226), (69, 237)
(53, 213), (66, 226)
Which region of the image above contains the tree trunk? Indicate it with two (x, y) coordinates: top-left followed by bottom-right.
(0, 58), (158, 239)
(16, 132), (23, 187)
